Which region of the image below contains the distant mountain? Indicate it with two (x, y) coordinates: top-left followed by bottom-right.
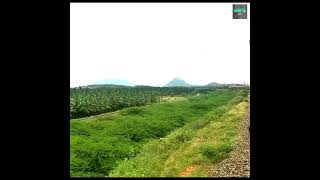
(86, 84), (130, 89)
(205, 82), (222, 87)
(92, 79), (135, 87)
(165, 78), (192, 87)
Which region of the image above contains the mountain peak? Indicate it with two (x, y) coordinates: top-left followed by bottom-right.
(165, 78), (191, 87)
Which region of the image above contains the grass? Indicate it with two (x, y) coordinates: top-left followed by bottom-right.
(70, 89), (249, 177)
(109, 96), (249, 177)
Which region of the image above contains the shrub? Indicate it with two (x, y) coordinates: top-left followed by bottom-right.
(199, 145), (218, 161)
(199, 143), (233, 163)
(175, 132), (191, 143)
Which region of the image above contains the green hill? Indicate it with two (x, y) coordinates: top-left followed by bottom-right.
(205, 82), (222, 87)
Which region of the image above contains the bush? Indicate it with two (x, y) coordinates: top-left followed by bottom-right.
(199, 144), (233, 162)
(175, 132), (191, 143)
(199, 145), (218, 161)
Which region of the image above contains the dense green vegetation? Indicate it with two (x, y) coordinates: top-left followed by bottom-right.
(70, 89), (249, 177)
(110, 98), (249, 177)
(70, 86), (227, 119)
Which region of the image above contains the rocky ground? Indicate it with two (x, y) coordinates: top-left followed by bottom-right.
(208, 114), (250, 177)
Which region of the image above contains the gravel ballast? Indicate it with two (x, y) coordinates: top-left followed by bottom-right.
(208, 114), (250, 177)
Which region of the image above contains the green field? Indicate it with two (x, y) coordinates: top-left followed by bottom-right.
(70, 89), (249, 177)
(70, 86), (215, 119)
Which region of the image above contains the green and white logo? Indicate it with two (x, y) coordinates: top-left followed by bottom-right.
(233, 4), (247, 19)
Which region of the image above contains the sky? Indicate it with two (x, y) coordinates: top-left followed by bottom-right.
(70, 3), (250, 87)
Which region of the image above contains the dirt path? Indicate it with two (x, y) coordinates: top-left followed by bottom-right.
(208, 114), (250, 177)
(179, 165), (197, 177)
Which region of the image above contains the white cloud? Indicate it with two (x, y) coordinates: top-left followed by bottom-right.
(70, 3), (250, 87)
